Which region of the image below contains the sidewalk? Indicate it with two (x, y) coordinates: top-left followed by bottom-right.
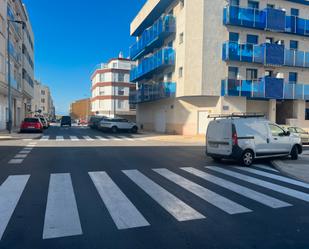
(142, 133), (205, 144)
(272, 150), (309, 183)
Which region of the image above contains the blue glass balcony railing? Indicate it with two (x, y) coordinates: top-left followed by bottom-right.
(131, 82), (176, 103)
(130, 15), (176, 60)
(224, 5), (309, 36)
(221, 78), (309, 100)
(130, 47), (175, 82)
(9, 41), (21, 63)
(222, 41), (309, 68)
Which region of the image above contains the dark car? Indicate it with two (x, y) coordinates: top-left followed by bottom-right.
(61, 116), (72, 127)
(88, 116), (105, 129)
(20, 118), (43, 133)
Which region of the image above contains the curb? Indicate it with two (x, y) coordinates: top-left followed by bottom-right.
(271, 160), (309, 184)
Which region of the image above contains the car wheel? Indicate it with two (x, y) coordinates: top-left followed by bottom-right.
(290, 145), (299, 160)
(212, 157), (222, 163)
(111, 126), (118, 133)
(241, 150), (254, 167)
(131, 126), (138, 134)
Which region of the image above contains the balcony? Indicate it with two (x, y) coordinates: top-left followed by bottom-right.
(9, 41), (21, 63)
(222, 41), (309, 68)
(223, 5), (309, 36)
(130, 15), (176, 60)
(131, 82), (176, 103)
(130, 47), (175, 82)
(221, 77), (309, 100)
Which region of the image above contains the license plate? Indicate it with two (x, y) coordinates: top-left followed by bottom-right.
(209, 143), (219, 148)
(28, 126), (35, 129)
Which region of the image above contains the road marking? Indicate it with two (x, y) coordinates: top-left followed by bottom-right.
(22, 139), (32, 141)
(14, 154), (28, 159)
(19, 150), (31, 154)
(154, 168), (251, 214)
(208, 167), (309, 202)
(23, 147), (33, 151)
(123, 170), (205, 221)
(89, 171), (149, 229)
(253, 165), (278, 172)
(236, 167), (309, 189)
(70, 136), (79, 141)
(124, 137), (135, 141)
(8, 159), (24, 164)
(0, 175), (30, 240)
(95, 136), (108, 141)
(40, 136), (49, 141)
(43, 173), (82, 239)
(56, 136), (64, 141)
(83, 136), (94, 141)
(26, 144), (36, 147)
(181, 167), (291, 209)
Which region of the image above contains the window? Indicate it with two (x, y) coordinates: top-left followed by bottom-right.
(0, 53), (4, 74)
(118, 87), (125, 96)
(266, 37), (274, 44)
(248, 0), (259, 9)
(41, 98), (45, 103)
(267, 4), (275, 8)
(247, 34), (258, 44)
(306, 109), (309, 120)
(100, 73), (105, 82)
(117, 100), (125, 109)
(0, 16), (4, 35)
(112, 62), (117, 68)
(290, 40), (298, 50)
(246, 68), (258, 80)
(99, 87), (105, 96)
(265, 70), (273, 77)
(289, 72), (298, 84)
(179, 67), (183, 78)
(291, 8), (299, 16)
(118, 73), (125, 82)
(229, 32), (239, 42)
(179, 32), (184, 44)
(228, 67), (238, 79)
(230, 0), (239, 6)
(41, 90), (45, 95)
(269, 124), (285, 137)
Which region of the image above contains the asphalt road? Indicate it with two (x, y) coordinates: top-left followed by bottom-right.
(0, 125), (309, 249)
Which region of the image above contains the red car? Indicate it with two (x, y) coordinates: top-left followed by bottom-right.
(20, 117), (43, 133)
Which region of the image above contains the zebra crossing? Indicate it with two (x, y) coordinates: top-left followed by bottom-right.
(0, 166), (308, 240)
(34, 135), (149, 142)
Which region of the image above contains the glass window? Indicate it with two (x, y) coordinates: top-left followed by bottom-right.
(118, 73), (125, 82)
(291, 8), (299, 16)
(228, 67), (238, 79)
(248, 0), (259, 9)
(289, 72), (298, 84)
(306, 109), (309, 120)
(267, 4), (275, 8)
(41, 90), (45, 95)
(269, 124), (285, 137)
(290, 40), (298, 50)
(117, 100), (125, 109)
(265, 70), (273, 77)
(246, 68), (258, 80)
(247, 34), (259, 44)
(229, 32), (239, 42)
(100, 73), (105, 82)
(118, 87), (125, 96)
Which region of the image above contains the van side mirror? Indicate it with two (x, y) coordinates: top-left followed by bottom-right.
(285, 131), (291, 136)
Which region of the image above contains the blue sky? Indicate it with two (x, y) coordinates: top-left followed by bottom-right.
(23, 0), (146, 115)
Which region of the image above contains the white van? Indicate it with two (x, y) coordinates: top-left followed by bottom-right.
(206, 114), (302, 166)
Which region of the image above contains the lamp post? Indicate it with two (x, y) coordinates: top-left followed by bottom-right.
(7, 19), (25, 133)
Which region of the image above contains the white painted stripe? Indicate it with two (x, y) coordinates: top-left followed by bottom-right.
(29, 142), (37, 145)
(95, 136), (108, 141)
(154, 169), (251, 214)
(253, 165), (278, 172)
(70, 136), (79, 141)
(43, 173), (82, 239)
(124, 137), (135, 141)
(19, 150), (31, 154)
(181, 167), (291, 209)
(0, 175), (30, 240)
(23, 147), (33, 151)
(56, 136), (64, 141)
(208, 167), (309, 202)
(22, 139), (32, 141)
(123, 170), (205, 221)
(83, 136), (94, 141)
(236, 167), (309, 189)
(89, 172), (149, 229)
(26, 144), (36, 147)
(40, 136), (49, 141)
(8, 159), (24, 164)
(14, 154), (28, 159)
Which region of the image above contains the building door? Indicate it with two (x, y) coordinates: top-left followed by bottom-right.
(198, 111), (210, 134)
(154, 109), (166, 133)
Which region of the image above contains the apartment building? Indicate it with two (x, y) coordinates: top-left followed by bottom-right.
(0, 0), (34, 130)
(91, 57), (136, 120)
(70, 98), (92, 120)
(130, 0), (309, 135)
(31, 80), (55, 119)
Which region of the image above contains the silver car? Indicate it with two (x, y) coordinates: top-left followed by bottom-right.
(98, 118), (138, 133)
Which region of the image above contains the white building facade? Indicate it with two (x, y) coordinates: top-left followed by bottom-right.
(130, 0), (309, 135)
(91, 58), (136, 119)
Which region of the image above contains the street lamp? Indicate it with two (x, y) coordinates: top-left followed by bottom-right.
(7, 19), (25, 133)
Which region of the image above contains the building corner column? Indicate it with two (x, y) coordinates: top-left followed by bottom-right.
(268, 99), (276, 123)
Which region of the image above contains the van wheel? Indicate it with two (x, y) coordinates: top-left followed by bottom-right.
(241, 150), (254, 167)
(290, 146), (299, 160)
(111, 126), (118, 133)
(131, 126), (138, 134)
(212, 157), (222, 163)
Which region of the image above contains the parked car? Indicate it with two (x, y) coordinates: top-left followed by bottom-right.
(206, 114), (302, 166)
(88, 116), (106, 129)
(60, 116), (72, 127)
(38, 117), (49, 129)
(98, 118), (138, 133)
(20, 118), (43, 133)
(283, 126), (309, 144)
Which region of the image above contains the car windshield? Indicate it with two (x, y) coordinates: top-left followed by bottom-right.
(24, 118), (39, 123)
(62, 116), (71, 121)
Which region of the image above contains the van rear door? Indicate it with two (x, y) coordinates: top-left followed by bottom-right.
(206, 120), (232, 156)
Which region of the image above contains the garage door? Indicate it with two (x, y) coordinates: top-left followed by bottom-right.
(154, 109), (166, 133)
(198, 111), (210, 135)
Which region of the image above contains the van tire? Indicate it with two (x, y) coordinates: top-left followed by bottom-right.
(241, 150), (254, 167)
(212, 157), (222, 163)
(111, 126), (118, 133)
(290, 146), (299, 160)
